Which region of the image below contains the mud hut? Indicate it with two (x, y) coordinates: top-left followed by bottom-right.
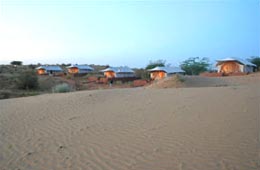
(216, 58), (256, 74)
(36, 66), (63, 75)
(101, 66), (135, 78)
(67, 65), (94, 74)
(148, 66), (185, 80)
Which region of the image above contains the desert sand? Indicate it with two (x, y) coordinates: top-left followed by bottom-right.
(0, 75), (259, 170)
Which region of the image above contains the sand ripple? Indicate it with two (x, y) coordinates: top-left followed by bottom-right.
(0, 86), (259, 170)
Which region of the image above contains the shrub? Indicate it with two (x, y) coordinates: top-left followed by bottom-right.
(115, 80), (122, 85)
(66, 75), (72, 79)
(53, 83), (71, 93)
(0, 90), (11, 99)
(17, 70), (39, 90)
(19, 91), (39, 97)
(176, 75), (185, 82)
(134, 69), (150, 80)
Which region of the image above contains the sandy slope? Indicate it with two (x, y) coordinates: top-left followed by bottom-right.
(148, 73), (260, 89)
(0, 81), (259, 169)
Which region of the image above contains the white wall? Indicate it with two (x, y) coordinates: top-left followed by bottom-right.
(238, 64), (244, 72)
(217, 65), (221, 73)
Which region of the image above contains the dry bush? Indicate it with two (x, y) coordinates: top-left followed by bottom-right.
(53, 83), (71, 93)
(134, 69), (150, 80)
(38, 76), (64, 91)
(16, 70), (39, 90)
(0, 90), (11, 99)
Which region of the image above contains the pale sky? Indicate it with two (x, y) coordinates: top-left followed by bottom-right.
(0, 0), (259, 68)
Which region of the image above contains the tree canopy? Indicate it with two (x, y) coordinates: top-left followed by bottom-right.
(181, 57), (209, 75)
(10, 61), (23, 66)
(248, 56), (260, 70)
(145, 60), (166, 70)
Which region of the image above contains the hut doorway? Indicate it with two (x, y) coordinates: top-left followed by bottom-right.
(151, 71), (166, 80)
(104, 71), (116, 78)
(37, 69), (46, 75)
(68, 67), (79, 74)
(159, 72), (166, 78)
(220, 62), (240, 74)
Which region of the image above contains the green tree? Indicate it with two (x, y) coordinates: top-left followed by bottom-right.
(248, 56), (260, 71)
(10, 61), (23, 66)
(145, 60), (166, 70)
(181, 57), (209, 75)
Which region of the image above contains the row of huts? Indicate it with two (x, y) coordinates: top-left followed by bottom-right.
(36, 64), (94, 75)
(35, 57), (257, 80)
(36, 64), (185, 80)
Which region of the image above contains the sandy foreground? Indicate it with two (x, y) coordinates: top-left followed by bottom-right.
(0, 81), (260, 169)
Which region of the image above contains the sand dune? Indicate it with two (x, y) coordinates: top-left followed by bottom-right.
(0, 78), (259, 169)
(148, 73), (260, 89)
